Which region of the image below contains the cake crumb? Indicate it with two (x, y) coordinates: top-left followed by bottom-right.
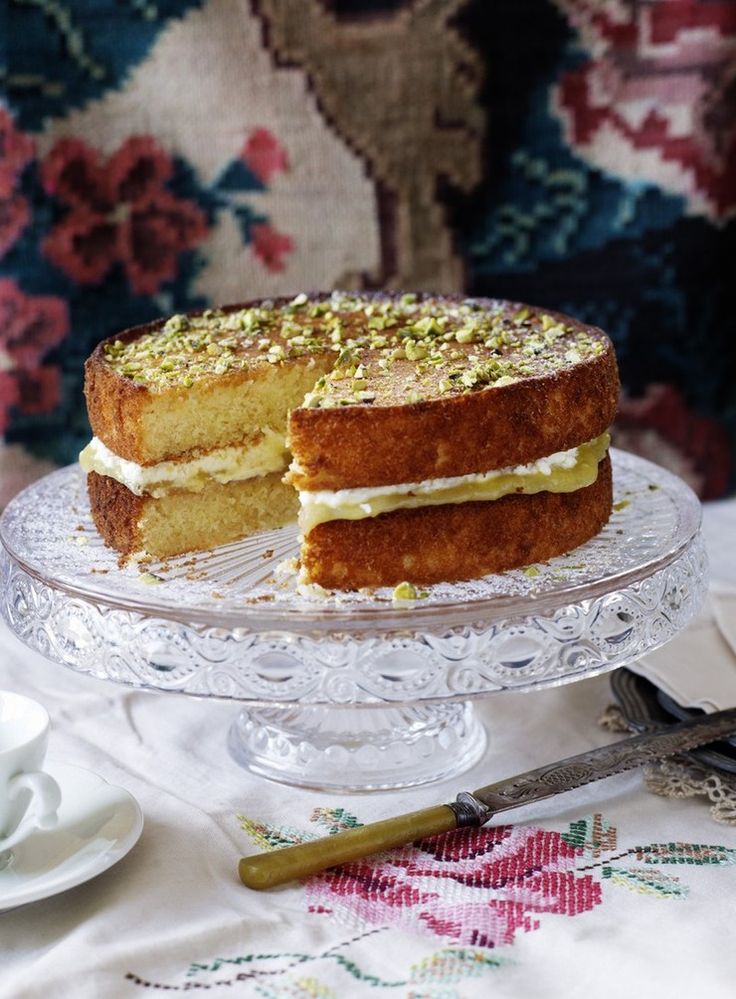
(276, 557), (299, 576)
(297, 580), (331, 600)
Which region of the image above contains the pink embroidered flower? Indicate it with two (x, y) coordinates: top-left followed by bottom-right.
(240, 128), (288, 184)
(306, 823), (601, 948)
(41, 136), (209, 295)
(613, 383), (732, 499)
(0, 279), (69, 433)
(0, 109), (34, 258)
(553, 0), (736, 218)
(251, 222), (293, 272)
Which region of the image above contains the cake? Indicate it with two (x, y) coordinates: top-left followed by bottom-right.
(81, 292), (619, 588)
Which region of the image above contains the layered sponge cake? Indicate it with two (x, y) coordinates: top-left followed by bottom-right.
(81, 293), (619, 588)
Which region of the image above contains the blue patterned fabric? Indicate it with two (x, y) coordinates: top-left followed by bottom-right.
(0, 0), (734, 499)
(6, 1), (204, 130)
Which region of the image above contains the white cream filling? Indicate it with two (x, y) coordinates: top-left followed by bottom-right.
(79, 428), (288, 498)
(298, 433), (610, 533)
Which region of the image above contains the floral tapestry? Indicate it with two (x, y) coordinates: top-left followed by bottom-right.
(1, 0), (733, 500)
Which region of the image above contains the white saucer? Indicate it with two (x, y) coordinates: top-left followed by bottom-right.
(0, 762), (143, 911)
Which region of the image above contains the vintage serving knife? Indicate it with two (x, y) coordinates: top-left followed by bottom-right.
(239, 706), (736, 890)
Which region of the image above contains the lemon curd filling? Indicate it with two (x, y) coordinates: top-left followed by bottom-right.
(298, 433), (610, 533)
(79, 428), (288, 498)
(81, 430), (609, 525)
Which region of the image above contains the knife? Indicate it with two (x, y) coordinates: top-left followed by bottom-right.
(239, 706), (736, 890)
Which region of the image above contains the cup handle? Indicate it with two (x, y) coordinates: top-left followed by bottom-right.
(0, 771), (62, 852)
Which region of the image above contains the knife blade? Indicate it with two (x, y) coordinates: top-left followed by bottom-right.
(239, 705), (736, 890)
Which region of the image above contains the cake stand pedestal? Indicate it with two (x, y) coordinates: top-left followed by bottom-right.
(0, 451), (707, 791)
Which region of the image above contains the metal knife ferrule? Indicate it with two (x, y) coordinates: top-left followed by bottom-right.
(448, 791), (492, 827)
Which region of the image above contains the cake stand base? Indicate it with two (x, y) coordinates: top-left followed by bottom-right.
(227, 702), (487, 791)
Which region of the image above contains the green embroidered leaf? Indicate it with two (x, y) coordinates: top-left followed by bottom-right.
(237, 815), (315, 851)
(603, 865), (688, 898)
(410, 948), (505, 984)
(188, 949), (405, 987)
(188, 951), (311, 976)
(561, 814), (617, 856)
(253, 976), (336, 999)
(310, 807), (362, 834)
(237, 808), (364, 853)
(561, 818), (589, 849)
(329, 955), (405, 987)
(630, 843), (736, 866)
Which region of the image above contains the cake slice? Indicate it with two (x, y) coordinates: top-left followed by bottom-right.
(81, 293), (619, 586)
(81, 304), (332, 557)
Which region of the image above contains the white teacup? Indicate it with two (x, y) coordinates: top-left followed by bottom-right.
(0, 691), (61, 869)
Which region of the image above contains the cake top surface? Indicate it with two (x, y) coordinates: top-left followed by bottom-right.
(99, 292), (610, 406)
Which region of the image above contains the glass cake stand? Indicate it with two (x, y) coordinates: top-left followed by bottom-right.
(0, 450), (707, 791)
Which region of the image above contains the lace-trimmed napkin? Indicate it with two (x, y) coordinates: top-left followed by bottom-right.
(610, 503), (736, 824)
(628, 497), (736, 710)
(629, 588), (736, 711)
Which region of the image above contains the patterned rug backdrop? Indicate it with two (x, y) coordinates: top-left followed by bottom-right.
(1, 0), (734, 504)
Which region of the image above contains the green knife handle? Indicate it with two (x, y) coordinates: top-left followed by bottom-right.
(239, 804), (458, 890)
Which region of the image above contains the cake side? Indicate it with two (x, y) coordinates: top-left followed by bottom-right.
(87, 470), (298, 559)
(301, 454), (613, 589)
(288, 345), (618, 490)
(86, 470), (147, 555)
(85, 340), (330, 465)
(84, 295), (619, 476)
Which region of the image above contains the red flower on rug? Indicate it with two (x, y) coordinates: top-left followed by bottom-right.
(40, 136), (209, 295)
(554, 0), (736, 218)
(240, 128), (289, 184)
(0, 109), (34, 259)
(305, 823), (601, 948)
(251, 221), (294, 272)
(612, 384), (732, 500)
(0, 279), (69, 432)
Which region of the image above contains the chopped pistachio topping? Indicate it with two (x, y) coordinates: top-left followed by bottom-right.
(102, 293), (609, 402)
(392, 580), (418, 602)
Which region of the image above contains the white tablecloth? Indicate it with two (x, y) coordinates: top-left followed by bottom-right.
(2, 499), (736, 999)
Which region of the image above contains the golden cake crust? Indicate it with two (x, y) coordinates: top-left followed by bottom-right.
(301, 454), (613, 589)
(288, 348), (617, 489)
(86, 469), (146, 555)
(85, 294), (619, 485)
(85, 347), (248, 466)
(85, 333), (326, 466)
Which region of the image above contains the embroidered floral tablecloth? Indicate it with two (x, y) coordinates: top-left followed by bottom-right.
(1, 499), (735, 999)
